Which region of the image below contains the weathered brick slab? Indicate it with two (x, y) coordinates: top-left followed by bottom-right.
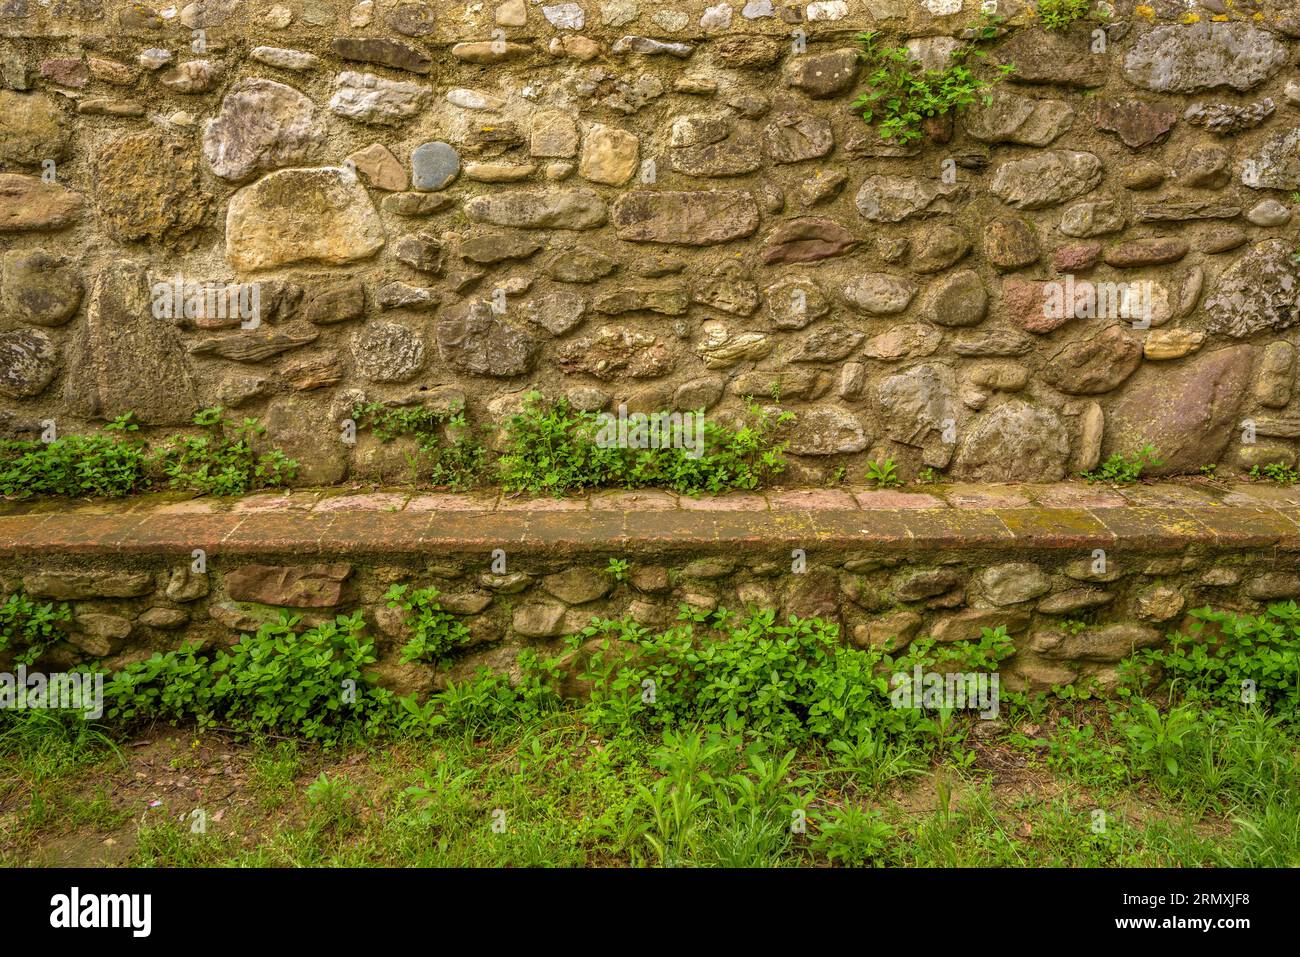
(2, 482), (1298, 557)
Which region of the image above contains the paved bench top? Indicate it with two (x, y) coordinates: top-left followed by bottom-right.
(1, 482), (1298, 558)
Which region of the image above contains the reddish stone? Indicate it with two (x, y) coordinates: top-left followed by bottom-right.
(40, 58), (88, 88)
(767, 489), (859, 510)
(943, 484), (1034, 508)
(1053, 242), (1102, 272)
(1105, 345), (1255, 473)
(1104, 238), (1189, 268)
(1094, 100), (1179, 149)
(225, 563), (352, 607)
(405, 493), (500, 511)
(760, 217), (858, 265)
(1116, 485), (1219, 508)
(312, 492), (410, 512)
(853, 490), (945, 509)
(232, 492), (321, 512)
(590, 490), (678, 510)
(1031, 484), (1128, 509)
(499, 496), (589, 511)
(680, 493), (769, 511)
(1001, 278), (1091, 334)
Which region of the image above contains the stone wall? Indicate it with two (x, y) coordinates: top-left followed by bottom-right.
(0, 526), (1289, 694)
(1, 1), (1300, 486)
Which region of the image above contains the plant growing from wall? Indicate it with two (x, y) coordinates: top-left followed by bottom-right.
(1250, 461), (1299, 485)
(384, 584), (471, 665)
(152, 407), (296, 496)
(0, 592), (72, 665)
(865, 458), (902, 489)
(498, 392), (793, 497)
(852, 13), (1014, 144)
(1034, 0), (1096, 30)
(0, 415), (148, 499)
(1082, 445), (1162, 485)
(351, 400), (484, 491)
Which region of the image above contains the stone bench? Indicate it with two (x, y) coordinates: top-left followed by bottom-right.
(1, 481), (1298, 694)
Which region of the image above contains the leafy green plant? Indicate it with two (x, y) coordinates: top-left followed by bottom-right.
(915, 467), (940, 485)
(852, 14), (1013, 144)
(351, 400), (484, 490)
(384, 584), (470, 665)
(498, 392), (793, 497)
(1115, 699), (1204, 780)
(573, 608), (923, 743)
(1026, 717), (1130, 790)
(0, 415), (147, 499)
(1250, 461), (1299, 485)
(305, 771), (354, 808)
(826, 731), (923, 791)
(104, 612), (392, 745)
(897, 626), (1016, 673)
(1082, 445), (1162, 485)
(1034, 0), (1095, 30)
(1199, 464), (1218, 478)
(0, 593), (72, 666)
(152, 407), (296, 496)
(864, 458), (902, 489)
(605, 558), (630, 583)
(403, 764), (476, 824)
(432, 648), (563, 733)
(812, 805), (895, 866)
(1125, 602), (1300, 721)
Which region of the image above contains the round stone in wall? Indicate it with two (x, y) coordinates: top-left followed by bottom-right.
(411, 141), (460, 191)
(1246, 198), (1291, 228)
(0, 249), (83, 328)
(0, 91), (70, 167)
(0, 328), (58, 398)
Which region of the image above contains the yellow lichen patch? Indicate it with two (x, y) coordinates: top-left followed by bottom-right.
(1134, 4), (1155, 20)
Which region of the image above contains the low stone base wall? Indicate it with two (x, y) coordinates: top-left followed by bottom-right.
(3, 480), (1299, 694)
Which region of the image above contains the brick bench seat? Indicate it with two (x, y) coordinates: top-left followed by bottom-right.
(0, 481), (1297, 558)
(2, 482), (1297, 692)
